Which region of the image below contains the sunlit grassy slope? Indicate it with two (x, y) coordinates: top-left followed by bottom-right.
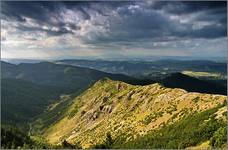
(41, 78), (227, 149)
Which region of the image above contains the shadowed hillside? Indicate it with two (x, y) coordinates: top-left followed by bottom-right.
(1, 61), (138, 125)
(160, 73), (226, 95)
(1, 79), (62, 124)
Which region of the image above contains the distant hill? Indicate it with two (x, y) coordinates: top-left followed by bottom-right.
(160, 73), (227, 95)
(41, 78), (227, 149)
(2, 61), (225, 95)
(56, 59), (227, 78)
(1, 61), (137, 124)
(1, 61), (137, 94)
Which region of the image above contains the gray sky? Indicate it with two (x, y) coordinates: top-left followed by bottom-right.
(1, 1), (227, 59)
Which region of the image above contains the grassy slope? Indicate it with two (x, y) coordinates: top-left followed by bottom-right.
(112, 105), (227, 149)
(42, 78), (227, 148)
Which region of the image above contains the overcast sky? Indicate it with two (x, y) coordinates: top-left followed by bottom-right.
(1, 1), (227, 59)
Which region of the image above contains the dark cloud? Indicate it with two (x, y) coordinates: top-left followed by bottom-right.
(83, 1), (226, 45)
(16, 25), (74, 36)
(151, 1), (226, 15)
(1, 1), (227, 59)
(2, 1), (54, 23)
(2, 1), (226, 39)
(1, 1), (81, 36)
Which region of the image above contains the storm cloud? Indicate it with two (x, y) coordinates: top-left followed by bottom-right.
(1, 1), (227, 59)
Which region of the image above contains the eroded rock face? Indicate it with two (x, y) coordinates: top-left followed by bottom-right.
(116, 83), (127, 91)
(127, 91), (135, 100)
(44, 79), (227, 148)
(102, 105), (112, 113)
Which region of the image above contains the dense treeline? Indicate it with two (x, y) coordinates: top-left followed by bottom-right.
(1, 79), (62, 124)
(1, 125), (34, 149)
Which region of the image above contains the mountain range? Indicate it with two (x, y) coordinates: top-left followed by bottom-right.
(55, 59), (227, 78)
(1, 60), (227, 149)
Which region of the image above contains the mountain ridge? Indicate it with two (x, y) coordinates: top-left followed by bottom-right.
(41, 78), (227, 148)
